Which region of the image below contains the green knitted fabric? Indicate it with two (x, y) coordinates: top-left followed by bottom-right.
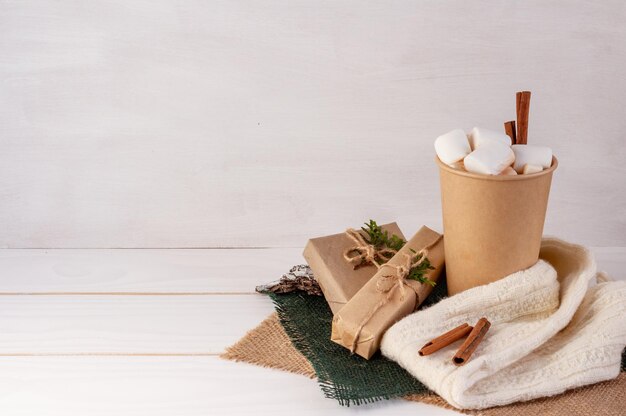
(267, 279), (449, 406)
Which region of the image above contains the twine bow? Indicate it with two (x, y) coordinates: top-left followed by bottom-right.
(347, 234), (442, 354)
(342, 228), (398, 269)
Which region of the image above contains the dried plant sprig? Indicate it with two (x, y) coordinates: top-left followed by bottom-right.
(256, 265), (322, 296)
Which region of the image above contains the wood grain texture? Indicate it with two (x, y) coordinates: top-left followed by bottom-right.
(0, 295), (274, 354)
(0, 247), (622, 294)
(0, 248), (620, 357)
(0, 248), (303, 293)
(0, 356), (459, 416)
(1, 2), (625, 249)
(0, 248), (622, 415)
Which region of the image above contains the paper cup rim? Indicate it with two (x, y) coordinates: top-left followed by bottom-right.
(436, 155), (558, 181)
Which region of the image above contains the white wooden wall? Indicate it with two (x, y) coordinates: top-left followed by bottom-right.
(1, 1), (625, 248)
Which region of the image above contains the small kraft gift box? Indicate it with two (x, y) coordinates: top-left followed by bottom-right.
(331, 226), (445, 359)
(303, 222), (404, 314)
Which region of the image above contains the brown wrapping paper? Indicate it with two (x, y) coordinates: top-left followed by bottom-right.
(303, 223), (404, 314)
(437, 156), (557, 295)
(331, 226), (445, 359)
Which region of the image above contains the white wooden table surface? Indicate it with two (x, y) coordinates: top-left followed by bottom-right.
(0, 247), (623, 415)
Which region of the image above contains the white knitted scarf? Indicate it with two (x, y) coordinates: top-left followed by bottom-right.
(380, 237), (626, 410)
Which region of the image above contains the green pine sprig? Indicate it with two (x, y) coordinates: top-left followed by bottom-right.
(407, 248), (436, 286)
(349, 219), (406, 268)
(358, 220), (436, 286)
(361, 219), (406, 251)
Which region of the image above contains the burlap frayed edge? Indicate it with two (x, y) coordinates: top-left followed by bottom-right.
(220, 312), (316, 379)
(221, 311), (475, 411)
(405, 392), (474, 414)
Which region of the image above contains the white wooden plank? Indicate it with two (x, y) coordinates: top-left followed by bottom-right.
(0, 247), (622, 294)
(0, 295), (273, 354)
(1, 1), (625, 248)
(0, 356), (460, 416)
(0, 248), (303, 293)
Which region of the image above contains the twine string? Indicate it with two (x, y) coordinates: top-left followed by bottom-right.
(342, 228), (398, 269)
(347, 234), (443, 354)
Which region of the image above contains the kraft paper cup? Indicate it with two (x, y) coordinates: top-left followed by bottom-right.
(437, 156), (558, 295)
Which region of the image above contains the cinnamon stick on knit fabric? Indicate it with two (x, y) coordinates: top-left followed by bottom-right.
(452, 317), (491, 365)
(504, 120), (517, 145)
(516, 91), (531, 144)
(418, 323), (473, 356)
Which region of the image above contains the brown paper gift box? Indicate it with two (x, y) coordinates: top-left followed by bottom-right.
(331, 226), (445, 359)
(303, 223), (404, 314)
(437, 156), (557, 295)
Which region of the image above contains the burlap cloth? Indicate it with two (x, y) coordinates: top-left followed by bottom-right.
(222, 313), (626, 416)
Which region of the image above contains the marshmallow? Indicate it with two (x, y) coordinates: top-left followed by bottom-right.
(512, 145), (552, 173)
(469, 127), (512, 150)
(463, 143), (515, 175)
(435, 129), (471, 165)
(522, 164), (543, 175)
(500, 166), (518, 176)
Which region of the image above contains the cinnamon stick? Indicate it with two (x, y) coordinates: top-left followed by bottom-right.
(419, 323), (473, 356)
(452, 317), (491, 365)
(504, 120), (517, 144)
(516, 91), (531, 144)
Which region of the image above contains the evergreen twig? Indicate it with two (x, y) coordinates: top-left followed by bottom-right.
(360, 220), (406, 251)
(358, 220), (436, 286)
(407, 248), (436, 286)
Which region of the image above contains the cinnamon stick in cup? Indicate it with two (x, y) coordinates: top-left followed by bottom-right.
(419, 323), (473, 356)
(516, 91), (531, 144)
(504, 120), (517, 144)
(452, 317), (491, 365)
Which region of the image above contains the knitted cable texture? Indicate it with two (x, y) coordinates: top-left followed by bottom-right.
(381, 237), (626, 410)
